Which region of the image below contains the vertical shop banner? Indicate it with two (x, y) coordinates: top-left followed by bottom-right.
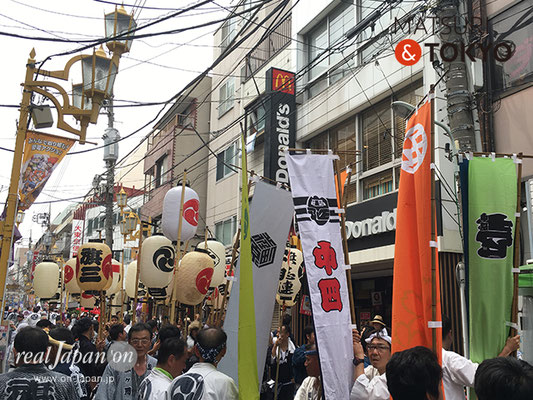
(70, 219), (84, 259)
(468, 157), (516, 363)
(286, 153), (353, 400)
(220, 180), (294, 387)
(391, 100), (443, 358)
(18, 131), (75, 211)
(263, 67), (296, 184)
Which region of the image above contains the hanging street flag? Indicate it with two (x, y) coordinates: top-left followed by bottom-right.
(18, 131), (75, 211)
(70, 219), (84, 259)
(220, 180), (294, 389)
(391, 100), (443, 359)
(468, 157), (517, 363)
(237, 134), (259, 400)
(286, 152), (353, 400)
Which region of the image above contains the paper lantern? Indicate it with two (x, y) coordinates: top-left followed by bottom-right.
(80, 291), (97, 308)
(140, 235), (175, 289)
(111, 289), (124, 307)
(175, 249), (214, 305)
(125, 260), (145, 298)
(196, 239), (226, 287)
(76, 241), (113, 292)
(33, 261), (60, 299)
(276, 247), (305, 307)
(162, 185), (200, 242)
(64, 258), (81, 294)
(106, 259), (123, 296)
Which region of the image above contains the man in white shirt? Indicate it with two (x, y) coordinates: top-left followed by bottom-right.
(140, 337), (188, 400)
(294, 344), (321, 400)
(166, 327), (238, 400)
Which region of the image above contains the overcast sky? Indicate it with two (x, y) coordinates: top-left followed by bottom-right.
(0, 0), (231, 247)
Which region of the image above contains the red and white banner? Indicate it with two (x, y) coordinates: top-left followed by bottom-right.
(286, 153), (353, 400)
(70, 219), (84, 259)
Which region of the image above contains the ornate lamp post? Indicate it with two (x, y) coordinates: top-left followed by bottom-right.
(0, 7), (136, 317)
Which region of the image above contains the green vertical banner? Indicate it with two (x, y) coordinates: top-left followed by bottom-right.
(468, 157), (517, 363)
(238, 134), (259, 400)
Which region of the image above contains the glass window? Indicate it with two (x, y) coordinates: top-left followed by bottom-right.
(307, 2), (354, 93)
(215, 216), (237, 245)
(220, 17), (236, 50)
(246, 102), (266, 138)
(216, 142), (238, 181)
(362, 170), (393, 200)
(361, 100), (392, 171)
(219, 77), (235, 117)
(155, 155), (167, 188)
(490, 1), (533, 92)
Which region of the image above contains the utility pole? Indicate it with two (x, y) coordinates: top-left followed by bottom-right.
(437, 0), (477, 151)
(103, 97), (119, 250)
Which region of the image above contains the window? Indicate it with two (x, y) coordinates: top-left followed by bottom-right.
(215, 216), (237, 246)
(155, 155), (168, 188)
(245, 15), (291, 78)
(245, 101), (266, 139)
(219, 78), (235, 117)
(361, 100), (392, 171)
(307, 2), (354, 96)
(490, 1), (533, 92)
(362, 170), (393, 200)
(220, 17), (236, 50)
(87, 219), (93, 236)
(216, 142), (239, 181)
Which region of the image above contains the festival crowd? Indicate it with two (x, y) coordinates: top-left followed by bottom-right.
(1, 306), (532, 400)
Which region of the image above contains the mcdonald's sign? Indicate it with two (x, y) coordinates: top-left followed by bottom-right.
(264, 67), (296, 184)
(271, 68), (295, 95)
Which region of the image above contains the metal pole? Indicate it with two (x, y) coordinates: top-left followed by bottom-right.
(132, 220), (144, 324)
(430, 85), (438, 354)
(0, 50), (36, 318)
(104, 98), (116, 250)
(511, 153), (523, 350)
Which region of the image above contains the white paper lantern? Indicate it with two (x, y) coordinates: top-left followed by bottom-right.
(76, 241), (113, 292)
(162, 185), (200, 242)
(140, 235), (175, 289)
(63, 258), (81, 294)
(33, 261), (60, 299)
(196, 239), (226, 288)
(106, 259), (123, 296)
(111, 289), (124, 307)
(175, 250), (214, 305)
(80, 291), (97, 308)
(125, 260), (144, 298)
(276, 247), (305, 307)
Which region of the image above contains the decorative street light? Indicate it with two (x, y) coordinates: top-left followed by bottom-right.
(0, 7), (136, 318)
(116, 187), (128, 208)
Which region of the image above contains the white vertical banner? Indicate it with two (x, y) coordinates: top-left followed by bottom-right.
(286, 153), (353, 400)
(70, 219), (84, 259)
(219, 180), (294, 385)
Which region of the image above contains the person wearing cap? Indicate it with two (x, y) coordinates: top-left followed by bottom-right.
(294, 343), (321, 400)
(166, 327), (238, 400)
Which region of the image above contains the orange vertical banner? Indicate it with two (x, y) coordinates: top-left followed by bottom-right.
(391, 100), (442, 361)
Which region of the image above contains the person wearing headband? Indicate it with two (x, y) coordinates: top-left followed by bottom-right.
(166, 327), (238, 400)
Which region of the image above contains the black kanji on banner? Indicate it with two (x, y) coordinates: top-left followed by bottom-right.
(293, 196), (340, 226)
(475, 212), (513, 259)
(251, 232), (277, 268)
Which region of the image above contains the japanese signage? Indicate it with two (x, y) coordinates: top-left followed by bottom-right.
(219, 180), (294, 386)
(286, 153), (353, 400)
(300, 294), (312, 316)
(18, 131), (75, 211)
(70, 219), (84, 259)
(263, 67), (296, 184)
(276, 246), (305, 307)
(76, 242), (113, 292)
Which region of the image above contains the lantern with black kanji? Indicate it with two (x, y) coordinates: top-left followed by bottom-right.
(196, 239), (226, 288)
(175, 249), (214, 305)
(76, 240), (112, 292)
(140, 234), (175, 289)
(33, 261), (60, 299)
(276, 247), (305, 307)
(162, 185), (200, 242)
(125, 260), (145, 298)
(106, 259), (123, 296)
(64, 258), (81, 294)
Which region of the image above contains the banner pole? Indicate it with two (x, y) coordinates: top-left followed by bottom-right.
(132, 223), (144, 324)
(216, 228), (240, 327)
(430, 85), (438, 355)
(334, 159), (356, 324)
(511, 153), (523, 352)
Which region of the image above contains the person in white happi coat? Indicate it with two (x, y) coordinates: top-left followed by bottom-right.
(166, 327), (238, 400)
(140, 337), (188, 400)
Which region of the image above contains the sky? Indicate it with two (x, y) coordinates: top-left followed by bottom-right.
(0, 0), (232, 248)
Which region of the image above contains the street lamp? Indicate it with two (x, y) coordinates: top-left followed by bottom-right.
(0, 7), (136, 319)
(16, 211), (25, 226)
(116, 188), (128, 208)
(392, 101), (453, 140)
